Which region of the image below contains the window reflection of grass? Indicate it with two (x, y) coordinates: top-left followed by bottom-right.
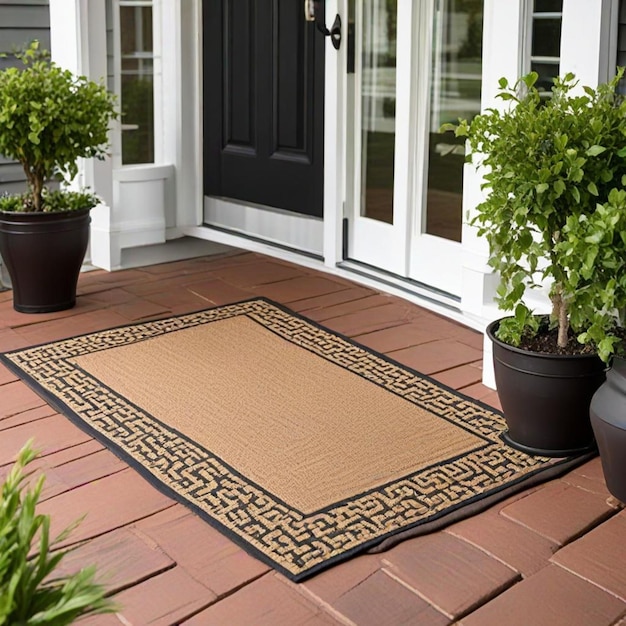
(363, 131), (394, 223)
(121, 77), (154, 165)
(364, 131), (394, 189)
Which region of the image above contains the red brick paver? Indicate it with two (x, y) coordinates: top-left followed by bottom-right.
(0, 250), (624, 625)
(551, 510), (626, 601)
(382, 533), (519, 620)
(459, 564), (626, 626)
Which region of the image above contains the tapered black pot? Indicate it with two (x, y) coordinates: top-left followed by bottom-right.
(0, 208), (91, 313)
(590, 358), (626, 502)
(487, 319), (606, 457)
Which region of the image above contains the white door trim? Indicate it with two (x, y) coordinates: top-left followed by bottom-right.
(347, 1), (413, 276)
(322, 0), (347, 268)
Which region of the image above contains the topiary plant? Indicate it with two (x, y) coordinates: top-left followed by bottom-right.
(0, 40), (118, 212)
(0, 441), (117, 625)
(444, 70), (626, 362)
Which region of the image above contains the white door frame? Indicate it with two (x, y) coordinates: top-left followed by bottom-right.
(407, 0), (465, 297)
(346, 1), (413, 276)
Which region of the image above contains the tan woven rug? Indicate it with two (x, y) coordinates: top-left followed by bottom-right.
(0, 298), (590, 580)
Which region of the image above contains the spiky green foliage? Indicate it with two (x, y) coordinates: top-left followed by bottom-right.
(0, 441), (116, 625)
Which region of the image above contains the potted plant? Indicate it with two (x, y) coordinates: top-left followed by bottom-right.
(443, 70), (626, 456)
(0, 41), (117, 313)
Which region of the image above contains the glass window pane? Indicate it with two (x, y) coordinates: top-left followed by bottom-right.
(425, 0), (483, 242)
(531, 61), (560, 93)
(120, 6), (153, 54)
(532, 19), (562, 58)
(360, 0), (396, 224)
(121, 73), (154, 165)
(120, 5), (154, 165)
(534, 0), (563, 13)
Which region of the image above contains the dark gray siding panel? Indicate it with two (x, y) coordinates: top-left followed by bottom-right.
(0, 0), (50, 193)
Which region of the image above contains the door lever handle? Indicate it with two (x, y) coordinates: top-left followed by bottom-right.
(318, 14), (342, 51)
(305, 1), (341, 50)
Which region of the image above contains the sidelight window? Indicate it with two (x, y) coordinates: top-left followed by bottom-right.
(110, 0), (158, 165)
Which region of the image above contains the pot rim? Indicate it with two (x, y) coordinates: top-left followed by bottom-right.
(0, 207), (92, 217)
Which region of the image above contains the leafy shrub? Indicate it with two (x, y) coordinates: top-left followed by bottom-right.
(0, 41), (118, 212)
(445, 70), (626, 361)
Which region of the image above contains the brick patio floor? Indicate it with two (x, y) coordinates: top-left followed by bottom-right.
(0, 249), (625, 625)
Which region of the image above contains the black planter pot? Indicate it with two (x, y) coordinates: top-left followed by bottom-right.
(0, 208), (91, 313)
(487, 319), (606, 457)
(590, 357), (626, 502)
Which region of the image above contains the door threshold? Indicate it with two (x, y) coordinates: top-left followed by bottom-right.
(200, 223), (323, 261)
(337, 259), (461, 312)
(182, 224), (488, 332)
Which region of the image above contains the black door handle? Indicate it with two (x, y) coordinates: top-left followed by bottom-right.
(311, 1), (342, 50)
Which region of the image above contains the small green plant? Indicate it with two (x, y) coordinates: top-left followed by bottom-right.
(0, 190), (99, 214)
(444, 70), (626, 361)
(0, 441), (116, 625)
(0, 41), (118, 212)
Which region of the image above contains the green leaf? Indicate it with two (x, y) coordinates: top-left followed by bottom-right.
(587, 182), (599, 196)
(586, 145), (606, 157)
(535, 183), (549, 195)
(522, 72), (538, 89)
(553, 180), (566, 197)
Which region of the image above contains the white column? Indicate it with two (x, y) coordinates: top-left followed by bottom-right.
(49, 0), (116, 267)
(561, 0), (618, 86)
(49, 0), (111, 203)
(460, 0), (528, 388)
(461, 0), (527, 321)
(49, 1), (81, 73)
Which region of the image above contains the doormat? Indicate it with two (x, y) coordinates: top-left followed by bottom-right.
(0, 298), (591, 581)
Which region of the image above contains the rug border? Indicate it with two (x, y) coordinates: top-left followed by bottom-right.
(0, 297), (597, 581)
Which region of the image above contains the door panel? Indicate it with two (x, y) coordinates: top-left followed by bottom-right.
(223, 1), (255, 153)
(203, 0), (325, 218)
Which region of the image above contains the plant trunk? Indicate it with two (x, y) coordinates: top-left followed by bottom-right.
(32, 178), (43, 212)
(21, 163), (44, 211)
(552, 285), (569, 348)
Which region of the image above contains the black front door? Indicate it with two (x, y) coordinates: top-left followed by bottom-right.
(203, 1), (325, 218)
